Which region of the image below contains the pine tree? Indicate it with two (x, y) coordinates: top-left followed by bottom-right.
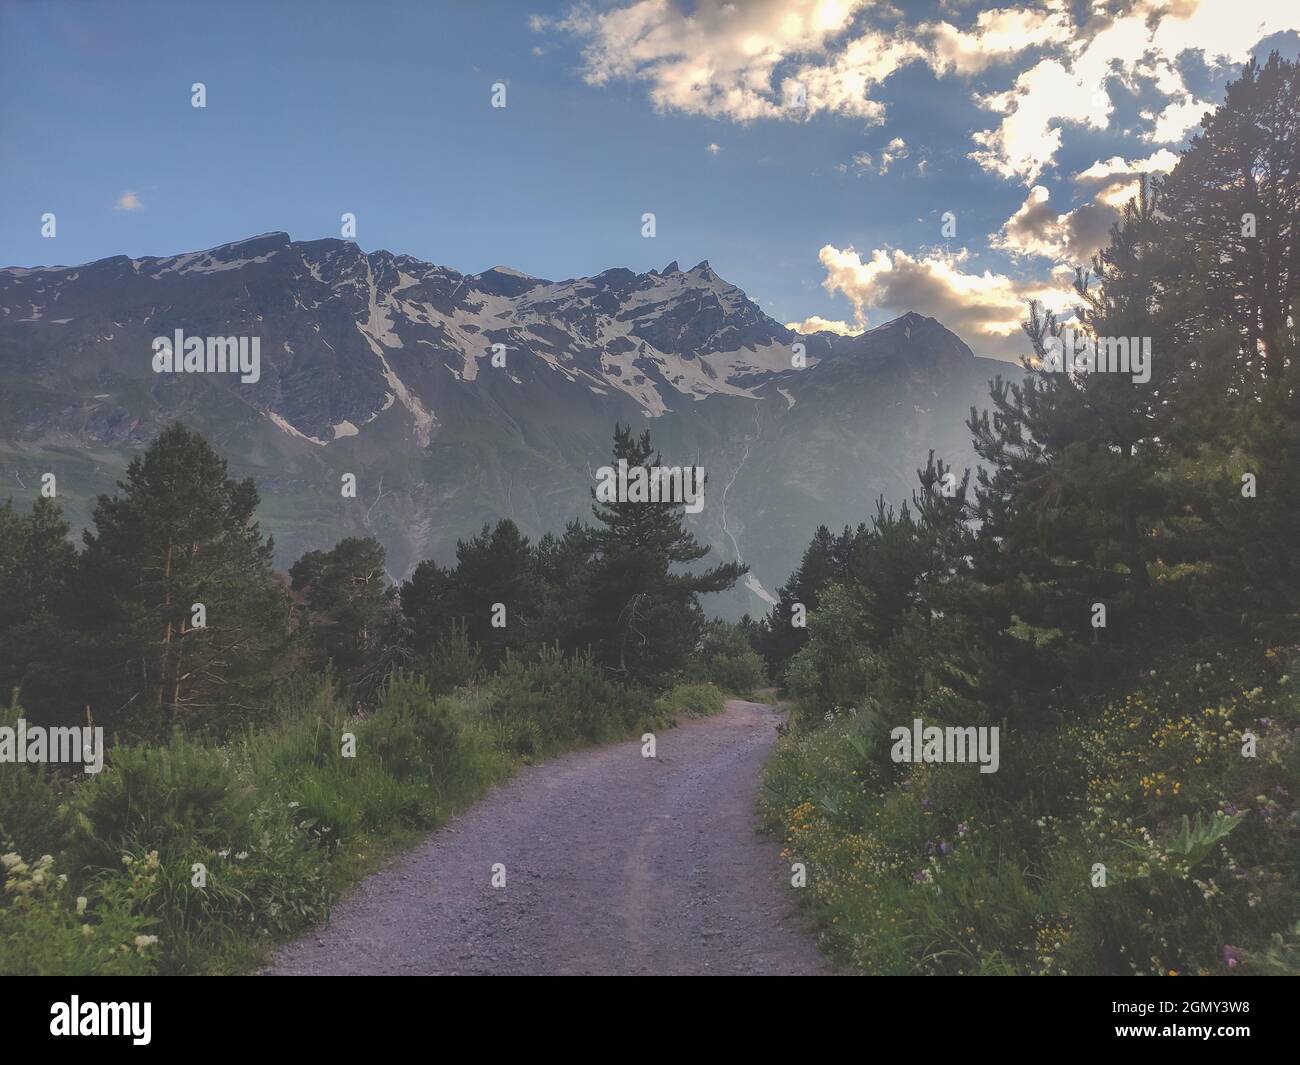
(399, 558), (455, 656)
(447, 519), (536, 666)
(582, 424), (745, 687)
(759, 524), (836, 682)
(1159, 51), (1300, 396)
(77, 422), (292, 738)
(290, 536), (398, 702)
(529, 519), (595, 653)
(399, 519), (544, 667)
(1155, 53), (1300, 640)
(0, 497), (78, 724)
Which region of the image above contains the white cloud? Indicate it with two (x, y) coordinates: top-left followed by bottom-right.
(877, 136), (909, 173)
(840, 136), (909, 175)
(970, 55), (1112, 180)
(1074, 148), (1179, 206)
(922, 2), (1072, 75)
(786, 314), (862, 335)
(541, 0), (1296, 174)
(114, 191), (143, 212)
(815, 243), (1073, 356)
(969, 0), (1299, 180)
(706, 142), (721, 154)
(1143, 95), (1213, 142)
(538, 0), (922, 122)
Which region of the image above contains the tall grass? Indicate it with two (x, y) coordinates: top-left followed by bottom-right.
(0, 656), (725, 974)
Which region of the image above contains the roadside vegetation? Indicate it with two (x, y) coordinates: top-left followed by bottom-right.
(0, 421), (740, 974)
(751, 56), (1300, 976)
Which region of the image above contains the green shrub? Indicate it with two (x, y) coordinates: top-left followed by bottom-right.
(707, 651), (765, 696)
(655, 683), (726, 718)
(0, 851), (161, 975)
(687, 620), (767, 695)
(69, 735), (257, 875)
(362, 671), (461, 781)
(421, 619), (483, 695)
(485, 646), (642, 755)
(0, 696), (71, 859)
(762, 658), (1299, 975)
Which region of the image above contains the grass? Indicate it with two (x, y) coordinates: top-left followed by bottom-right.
(0, 658), (728, 975)
(759, 653), (1300, 975)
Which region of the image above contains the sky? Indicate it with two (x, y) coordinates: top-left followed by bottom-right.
(2, 0), (1298, 360)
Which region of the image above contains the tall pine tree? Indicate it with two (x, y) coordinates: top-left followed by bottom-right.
(77, 422), (292, 738)
(581, 424), (745, 688)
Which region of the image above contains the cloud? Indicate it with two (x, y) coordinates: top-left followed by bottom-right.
(922, 2), (1072, 75)
(538, 0), (922, 122)
(539, 0), (1077, 125)
(1143, 95), (1213, 142)
(1074, 148), (1179, 206)
(969, 0), (1299, 180)
(541, 0), (1296, 175)
(992, 145), (1184, 264)
(114, 191), (144, 212)
(814, 243), (1073, 356)
(993, 183), (1120, 262)
(706, 142), (721, 154)
(842, 136), (910, 175)
(786, 315), (862, 335)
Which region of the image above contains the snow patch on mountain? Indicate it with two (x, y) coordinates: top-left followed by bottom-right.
(358, 261), (437, 446)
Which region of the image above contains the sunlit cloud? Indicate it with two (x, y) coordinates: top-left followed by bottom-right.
(814, 243), (1074, 357)
(992, 184), (1120, 262)
(785, 314), (862, 336)
(1075, 149), (1180, 207)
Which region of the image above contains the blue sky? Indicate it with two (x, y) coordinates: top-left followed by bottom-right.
(2, 0), (1297, 358)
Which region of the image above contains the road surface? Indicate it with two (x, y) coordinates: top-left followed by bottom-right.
(269, 699), (823, 975)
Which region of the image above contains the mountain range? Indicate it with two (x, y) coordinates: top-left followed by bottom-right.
(0, 232), (1018, 617)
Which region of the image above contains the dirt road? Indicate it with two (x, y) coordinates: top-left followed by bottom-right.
(269, 699), (823, 975)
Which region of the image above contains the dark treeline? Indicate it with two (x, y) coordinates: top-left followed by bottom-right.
(755, 54), (1299, 976)
(758, 52), (1298, 721)
(0, 422), (753, 744)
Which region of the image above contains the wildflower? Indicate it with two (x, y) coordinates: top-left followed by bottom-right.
(76, 896), (88, 915)
(1223, 945), (1243, 971)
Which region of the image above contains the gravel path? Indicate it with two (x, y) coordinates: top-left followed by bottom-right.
(268, 699), (823, 975)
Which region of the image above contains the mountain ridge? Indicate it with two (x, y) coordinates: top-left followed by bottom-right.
(0, 232), (1013, 616)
